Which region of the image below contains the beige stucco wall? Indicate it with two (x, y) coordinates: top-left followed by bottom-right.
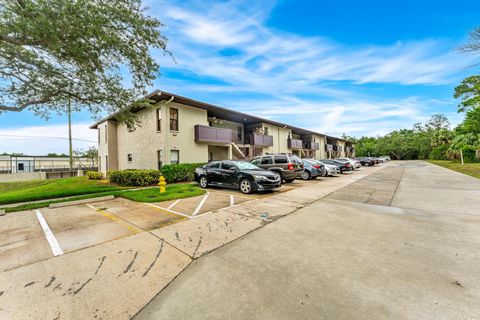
(261, 123), (292, 154)
(208, 145), (231, 161)
(112, 101), (209, 173)
(97, 120), (118, 174)
(338, 140), (346, 158)
(312, 134), (326, 159)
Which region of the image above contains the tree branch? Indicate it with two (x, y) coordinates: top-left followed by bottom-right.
(0, 95), (54, 112)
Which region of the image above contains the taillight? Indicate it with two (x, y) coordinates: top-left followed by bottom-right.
(287, 163), (294, 170)
(312, 165), (321, 169)
(345, 163), (351, 167)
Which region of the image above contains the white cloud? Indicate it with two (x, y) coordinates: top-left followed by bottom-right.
(0, 123), (96, 155)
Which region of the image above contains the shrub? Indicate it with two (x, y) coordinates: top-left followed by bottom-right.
(86, 171), (103, 180)
(108, 169), (161, 186)
(160, 163), (206, 183)
(429, 145), (449, 160)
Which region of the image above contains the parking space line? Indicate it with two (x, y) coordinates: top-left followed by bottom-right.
(35, 209), (64, 257)
(230, 195), (234, 207)
(144, 203), (193, 219)
(192, 193), (209, 216)
(86, 204), (142, 234)
(168, 199), (181, 210)
(194, 198), (258, 218)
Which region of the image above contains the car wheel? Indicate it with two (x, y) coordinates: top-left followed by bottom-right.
(301, 170), (311, 180)
(239, 179), (252, 194)
(199, 176), (208, 188)
(364, 162), (369, 167)
(284, 179), (295, 183)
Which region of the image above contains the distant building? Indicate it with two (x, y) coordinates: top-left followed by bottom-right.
(0, 155), (97, 174)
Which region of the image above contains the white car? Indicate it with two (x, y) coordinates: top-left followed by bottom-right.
(323, 163), (341, 176)
(335, 158), (361, 169)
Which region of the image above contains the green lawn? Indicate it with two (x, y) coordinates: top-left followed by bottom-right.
(0, 176), (128, 205)
(1, 182), (204, 213)
(428, 160), (480, 179)
(119, 183), (205, 202)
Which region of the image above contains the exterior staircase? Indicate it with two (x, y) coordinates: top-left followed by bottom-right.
(231, 143), (247, 160)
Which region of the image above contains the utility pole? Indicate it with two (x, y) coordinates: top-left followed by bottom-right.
(68, 100), (73, 172)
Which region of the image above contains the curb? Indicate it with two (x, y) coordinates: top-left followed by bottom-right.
(49, 195), (115, 208)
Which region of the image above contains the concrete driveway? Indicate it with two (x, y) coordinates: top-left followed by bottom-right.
(135, 161), (480, 320)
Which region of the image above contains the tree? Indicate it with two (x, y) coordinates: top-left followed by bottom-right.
(0, 0), (169, 128)
(425, 114), (450, 131)
(458, 107), (480, 135)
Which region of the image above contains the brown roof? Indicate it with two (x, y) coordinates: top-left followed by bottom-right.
(89, 90), (349, 142)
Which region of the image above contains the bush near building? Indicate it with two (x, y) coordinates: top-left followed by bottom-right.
(160, 163), (206, 183)
(108, 169), (161, 186)
(107, 163), (206, 186)
(86, 171), (103, 180)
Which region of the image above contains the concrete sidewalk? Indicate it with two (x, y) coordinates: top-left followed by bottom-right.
(135, 161), (480, 320)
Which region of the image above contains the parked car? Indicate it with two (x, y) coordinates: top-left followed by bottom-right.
(356, 157), (375, 166)
(319, 159), (353, 173)
(251, 154), (304, 183)
(300, 159), (326, 180)
(195, 160), (281, 194)
(310, 160), (340, 176)
(335, 158), (361, 169)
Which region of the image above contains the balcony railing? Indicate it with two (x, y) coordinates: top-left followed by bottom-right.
(249, 133), (273, 147)
(305, 141), (320, 150)
(194, 125), (233, 144)
(287, 138), (303, 149)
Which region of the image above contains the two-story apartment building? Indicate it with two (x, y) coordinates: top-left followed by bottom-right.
(90, 90), (354, 174)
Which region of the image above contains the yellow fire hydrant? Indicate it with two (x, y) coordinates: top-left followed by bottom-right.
(158, 176), (167, 193)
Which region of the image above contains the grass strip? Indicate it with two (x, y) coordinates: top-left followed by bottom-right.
(2, 183), (204, 213)
(427, 160), (480, 179)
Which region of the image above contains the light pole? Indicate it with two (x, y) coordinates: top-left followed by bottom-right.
(68, 100), (73, 172)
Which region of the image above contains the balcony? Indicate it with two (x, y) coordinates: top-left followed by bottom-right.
(194, 125), (233, 144)
(249, 133), (273, 147)
(305, 141), (320, 150)
(287, 138), (303, 149)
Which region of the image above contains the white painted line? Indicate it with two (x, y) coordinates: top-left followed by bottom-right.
(192, 193), (209, 216)
(168, 199), (181, 210)
(194, 198), (258, 219)
(230, 195), (235, 207)
(144, 203), (193, 219)
(35, 209), (64, 256)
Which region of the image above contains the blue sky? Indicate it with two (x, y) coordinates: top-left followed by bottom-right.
(1, 0), (480, 154)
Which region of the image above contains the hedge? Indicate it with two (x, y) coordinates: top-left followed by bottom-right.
(160, 163), (206, 183)
(108, 169), (161, 186)
(107, 163), (206, 186)
(86, 171), (103, 180)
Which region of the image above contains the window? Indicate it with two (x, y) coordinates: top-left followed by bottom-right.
(170, 150), (179, 165)
(237, 127), (242, 141)
(105, 124), (108, 143)
(98, 127), (101, 143)
(264, 127), (269, 135)
(157, 150), (163, 170)
(206, 161), (220, 168)
(105, 155), (108, 172)
(261, 156), (272, 165)
(170, 108), (179, 131)
(98, 156), (101, 171)
(251, 157), (261, 165)
(156, 108), (162, 131)
(221, 161), (236, 170)
(127, 154), (133, 163)
(18, 163), (24, 171)
(274, 155), (288, 164)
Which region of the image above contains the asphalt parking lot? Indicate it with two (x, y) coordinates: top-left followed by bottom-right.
(0, 176), (329, 273)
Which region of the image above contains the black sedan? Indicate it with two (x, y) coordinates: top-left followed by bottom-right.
(194, 160), (282, 194)
(356, 157), (376, 166)
(319, 159), (353, 173)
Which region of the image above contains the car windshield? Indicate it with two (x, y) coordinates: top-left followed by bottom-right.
(235, 161), (261, 171)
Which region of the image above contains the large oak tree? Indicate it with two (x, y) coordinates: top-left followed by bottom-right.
(0, 0), (168, 128)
